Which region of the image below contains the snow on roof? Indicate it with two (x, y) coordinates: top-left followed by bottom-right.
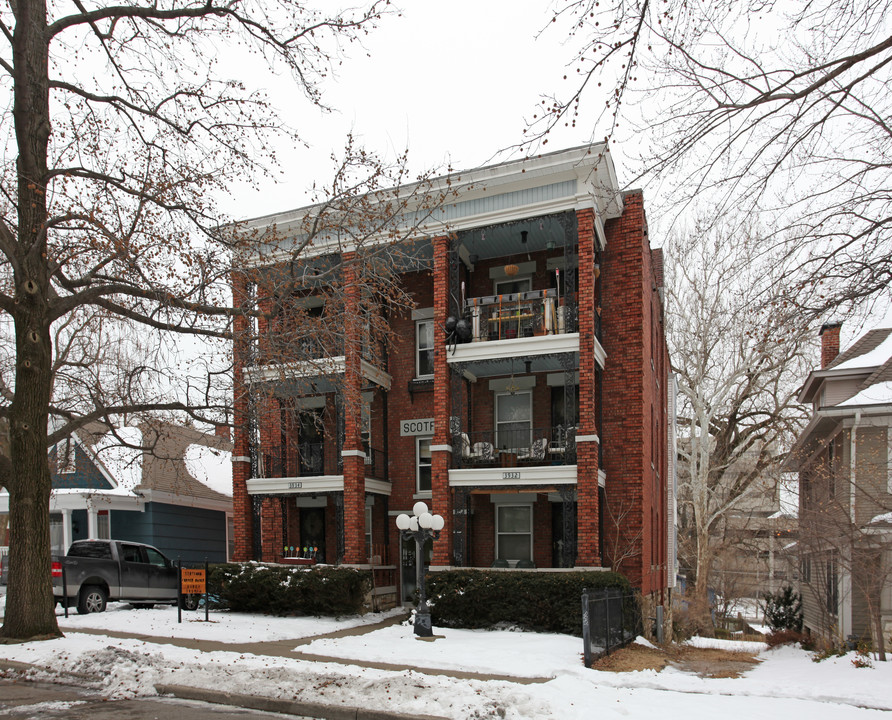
(184, 443), (232, 497)
(833, 330), (892, 371)
(869, 511), (892, 525)
(838, 380), (892, 407)
(92, 427), (144, 491)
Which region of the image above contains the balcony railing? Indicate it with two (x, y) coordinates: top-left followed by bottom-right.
(451, 426), (577, 469)
(464, 289), (578, 343)
(258, 447), (339, 479)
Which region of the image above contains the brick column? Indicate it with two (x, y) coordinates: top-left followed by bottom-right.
(575, 208), (601, 567)
(341, 253), (367, 564)
(431, 236), (454, 566)
(232, 270), (254, 561)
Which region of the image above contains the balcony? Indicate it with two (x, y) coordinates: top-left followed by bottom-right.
(452, 426), (577, 469)
(464, 289), (576, 342)
(256, 444), (388, 482)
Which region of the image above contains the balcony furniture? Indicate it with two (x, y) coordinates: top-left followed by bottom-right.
(491, 559), (509, 568)
(517, 437), (548, 462)
(515, 559), (536, 569)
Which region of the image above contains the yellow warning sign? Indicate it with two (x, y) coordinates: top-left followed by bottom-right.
(180, 568), (206, 595)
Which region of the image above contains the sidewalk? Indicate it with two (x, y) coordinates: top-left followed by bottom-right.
(57, 612), (552, 685)
(1, 610), (553, 720)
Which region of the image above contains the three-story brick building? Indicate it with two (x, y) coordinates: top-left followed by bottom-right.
(230, 145), (674, 609)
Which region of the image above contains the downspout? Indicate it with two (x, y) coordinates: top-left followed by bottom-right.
(843, 411), (861, 640)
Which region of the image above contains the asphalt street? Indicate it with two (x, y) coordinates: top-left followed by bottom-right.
(0, 677), (320, 720)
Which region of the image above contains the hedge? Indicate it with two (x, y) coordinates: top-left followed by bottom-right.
(426, 569), (633, 636)
(206, 563), (372, 616)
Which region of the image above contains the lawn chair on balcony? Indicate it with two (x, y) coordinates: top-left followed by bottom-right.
(463, 437), (496, 463)
(517, 437), (548, 462)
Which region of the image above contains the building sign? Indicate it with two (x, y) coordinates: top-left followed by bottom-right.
(400, 418), (435, 436)
(288, 481), (303, 489)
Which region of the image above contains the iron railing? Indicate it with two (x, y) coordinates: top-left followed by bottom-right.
(464, 289), (578, 342)
(452, 426), (577, 469)
(581, 589), (640, 667)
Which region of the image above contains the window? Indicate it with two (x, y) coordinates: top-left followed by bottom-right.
(58, 438), (76, 474)
(495, 277), (531, 296)
(361, 401), (372, 463)
(496, 505), (532, 563)
(416, 320), (434, 378)
(365, 505), (373, 560)
(96, 510), (110, 540)
(227, 515), (235, 562)
(496, 391), (532, 451)
(144, 547), (169, 568)
(417, 437), (432, 493)
(826, 553), (839, 616)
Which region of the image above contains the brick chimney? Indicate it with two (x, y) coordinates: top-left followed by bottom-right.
(820, 322), (842, 368)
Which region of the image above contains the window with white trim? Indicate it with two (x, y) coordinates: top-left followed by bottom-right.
(416, 320), (434, 378)
(496, 391), (532, 451)
(97, 510), (110, 540)
(496, 504), (532, 563)
(361, 399), (371, 464)
(416, 437), (432, 493)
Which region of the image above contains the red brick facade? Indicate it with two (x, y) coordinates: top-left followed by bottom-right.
(230, 147), (671, 603)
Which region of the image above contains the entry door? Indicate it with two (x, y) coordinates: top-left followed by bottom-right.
(299, 507), (325, 562)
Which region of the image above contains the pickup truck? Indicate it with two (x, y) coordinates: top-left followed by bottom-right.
(53, 540), (200, 614)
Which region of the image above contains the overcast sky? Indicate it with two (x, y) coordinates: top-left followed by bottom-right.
(226, 1), (603, 220)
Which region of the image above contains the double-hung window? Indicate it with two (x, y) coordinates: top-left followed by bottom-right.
(496, 505), (532, 563)
(496, 391), (532, 451)
(416, 437), (432, 494)
(416, 320), (434, 378)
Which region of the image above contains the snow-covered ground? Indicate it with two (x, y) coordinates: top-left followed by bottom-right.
(1, 595), (890, 719)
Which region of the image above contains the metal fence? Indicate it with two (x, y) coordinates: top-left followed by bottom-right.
(581, 588), (640, 667)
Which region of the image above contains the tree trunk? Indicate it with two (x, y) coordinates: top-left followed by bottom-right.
(691, 524), (714, 631)
(1, 0), (61, 640)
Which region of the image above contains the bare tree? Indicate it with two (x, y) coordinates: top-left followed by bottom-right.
(668, 219), (812, 620)
(0, 0), (454, 641)
(540, 0), (892, 315)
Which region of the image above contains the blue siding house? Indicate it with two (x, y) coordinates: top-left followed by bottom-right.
(1, 423), (233, 564)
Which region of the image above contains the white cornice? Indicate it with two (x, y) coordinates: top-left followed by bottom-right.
(449, 464), (577, 487)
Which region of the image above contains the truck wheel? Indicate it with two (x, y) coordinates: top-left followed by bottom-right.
(77, 585), (108, 614)
(180, 594), (200, 611)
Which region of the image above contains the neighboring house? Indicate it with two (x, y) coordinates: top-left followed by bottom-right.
(786, 323), (892, 647)
(710, 472), (799, 604)
(231, 145), (675, 614)
(0, 423), (233, 564)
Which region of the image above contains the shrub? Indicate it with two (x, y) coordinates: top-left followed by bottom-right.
(765, 629), (807, 648)
(762, 586), (803, 633)
(207, 563), (372, 616)
(426, 569), (633, 636)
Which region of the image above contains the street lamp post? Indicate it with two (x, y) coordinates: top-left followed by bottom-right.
(396, 501), (445, 637)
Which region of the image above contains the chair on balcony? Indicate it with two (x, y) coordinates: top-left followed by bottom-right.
(461, 434), (495, 463)
(517, 437), (548, 462)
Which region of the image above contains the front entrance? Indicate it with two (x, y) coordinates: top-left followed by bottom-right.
(299, 506), (325, 563)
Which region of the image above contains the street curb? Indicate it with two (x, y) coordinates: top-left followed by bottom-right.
(155, 683), (451, 720)
(0, 658), (99, 682)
